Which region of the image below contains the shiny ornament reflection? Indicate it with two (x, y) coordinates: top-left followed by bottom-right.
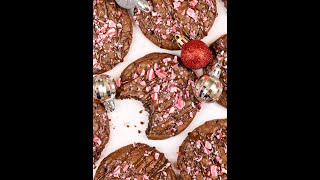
(93, 74), (117, 112)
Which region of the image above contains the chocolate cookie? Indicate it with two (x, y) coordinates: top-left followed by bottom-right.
(93, 0), (133, 74)
(93, 101), (110, 164)
(177, 119), (227, 180)
(133, 0), (217, 50)
(222, 0), (227, 8)
(94, 143), (177, 179)
(116, 53), (201, 140)
(205, 34), (227, 108)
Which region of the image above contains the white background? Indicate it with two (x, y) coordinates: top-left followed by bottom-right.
(94, 0), (227, 176)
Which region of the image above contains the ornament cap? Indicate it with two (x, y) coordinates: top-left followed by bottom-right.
(209, 67), (221, 78)
(135, 0), (152, 12)
(174, 33), (189, 48)
(103, 99), (116, 112)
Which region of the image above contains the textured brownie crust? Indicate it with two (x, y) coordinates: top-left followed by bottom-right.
(94, 143), (177, 180)
(177, 119), (227, 179)
(93, 102), (110, 164)
(116, 53), (201, 140)
(93, 0), (133, 74)
(133, 0), (217, 50)
(205, 34), (227, 108)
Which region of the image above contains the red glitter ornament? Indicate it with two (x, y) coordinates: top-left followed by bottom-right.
(180, 40), (211, 70)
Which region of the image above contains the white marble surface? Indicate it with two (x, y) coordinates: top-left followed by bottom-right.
(94, 0), (227, 176)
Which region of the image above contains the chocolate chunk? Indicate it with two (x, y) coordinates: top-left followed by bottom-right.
(94, 143), (177, 179)
(93, 0), (133, 74)
(117, 53), (201, 140)
(93, 101), (110, 164)
(134, 0), (218, 50)
(177, 119), (227, 179)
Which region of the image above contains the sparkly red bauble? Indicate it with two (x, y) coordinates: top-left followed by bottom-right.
(181, 40), (211, 70)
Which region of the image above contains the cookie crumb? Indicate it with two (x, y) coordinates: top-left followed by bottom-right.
(140, 122), (144, 125)
(134, 125), (137, 128)
(126, 125), (130, 128)
(139, 110), (143, 113)
(138, 130), (141, 133)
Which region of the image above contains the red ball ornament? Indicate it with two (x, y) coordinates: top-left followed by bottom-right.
(180, 40), (211, 70)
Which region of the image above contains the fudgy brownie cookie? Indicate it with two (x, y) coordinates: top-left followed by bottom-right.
(205, 34), (227, 108)
(117, 53), (201, 140)
(93, 0), (133, 74)
(94, 143), (177, 179)
(93, 101), (110, 164)
(133, 0), (217, 50)
(177, 119), (227, 180)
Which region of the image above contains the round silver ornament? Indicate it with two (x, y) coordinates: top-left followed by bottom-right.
(193, 64), (223, 102)
(93, 74), (117, 112)
(115, 0), (151, 12)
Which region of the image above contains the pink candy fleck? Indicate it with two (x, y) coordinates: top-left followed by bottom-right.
(108, 20), (116, 28)
(181, 10), (186, 15)
(153, 85), (160, 92)
(93, 135), (102, 145)
(145, 86), (151, 92)
(113, 165), (121, 176)
(173, 2), (181, 9)
(152, 11), (157, 16)
(147, 69), (155, 81)
(155, 71), (168, 79)
(221, 167), (227, 174)
(140, 81), (146, 86)
(106, 28), (116, 37)
(133, 73), (138, 79)
(163, 58), (171, 63)
(170, 86), (177, 92)
(188, 79), (195, 86)
(210, 165), (218, 177)
(140, 69), (145, 76)
(203, 147), (210, 154)
(217, 133), (222, 139)
(143, 175), (149, 180)
(173, 56), (178, 63)
(115, 78), (121, 87)
(205, 141), (212, 149)
(175, 97), (185, 109)
(189, 0), (198, 7)
(168, 106), (175, 114)
(163, 113), (169, 119)
(117, 23), (122, 28)
(187, 166), (191, 174)
(176, 121), (183, 126)
(196, 140), (201, 149)
(167, 20), (171, 26)
(151, 93), (158, 101)
(162, 171), (167, 176)
(189, 112), (193, 118)
(122, 164), (129, 172)
(162, 34), (167, 39)
(186, 8), (196, 20)
(154, 152), (160, 160)
(156, 17), (162, 24)
(216, 156), (222, 163)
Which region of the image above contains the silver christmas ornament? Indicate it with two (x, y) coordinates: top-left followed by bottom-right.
(115, 0), (151, 12)
(193, 62), (224, 102)
(93, 74), (117, 112)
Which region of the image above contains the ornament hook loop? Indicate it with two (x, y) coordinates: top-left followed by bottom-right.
(174, 33), (189, 48)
